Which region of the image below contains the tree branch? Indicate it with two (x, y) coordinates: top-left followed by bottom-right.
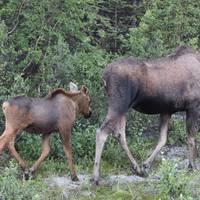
(7, 0), (26, 36)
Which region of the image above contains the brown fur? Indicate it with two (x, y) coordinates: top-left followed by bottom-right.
(46, 88), (81, 99)
(92, 45), (200, 185)
(167, 45), (195, 59)
(0, 86), (92, 181)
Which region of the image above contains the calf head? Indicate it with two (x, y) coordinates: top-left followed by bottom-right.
(79, 85), (92, 118)
(69, 82), (92, 118)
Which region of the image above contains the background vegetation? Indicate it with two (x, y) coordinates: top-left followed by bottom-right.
(1, 0), (200, 199)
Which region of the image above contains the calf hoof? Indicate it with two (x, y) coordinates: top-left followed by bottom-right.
(141, 162), (150, 177)
(22, 170), (33, 181)
(71, 175), (79, 182)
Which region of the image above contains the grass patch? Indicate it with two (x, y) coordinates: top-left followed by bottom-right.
(2, 120), (200, 200)
(1, 158), (200, 199)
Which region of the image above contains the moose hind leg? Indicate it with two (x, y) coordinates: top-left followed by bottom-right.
(142, 113), (171, 174)
(0, 127), (18, 154)
(113, 115), (141, 175)
(186, 109), (198, 170)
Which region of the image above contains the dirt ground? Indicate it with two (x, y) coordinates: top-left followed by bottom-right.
(44, 145), (200, 198)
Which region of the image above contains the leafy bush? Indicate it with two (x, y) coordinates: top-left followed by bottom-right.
(123, 0), (200, 58)
(156, 159), (191, 199)
(15, 133), (42, 160)
(1, 1), (200, 193)
(168, 116), (186, 146)
(0, 161), (61, 200)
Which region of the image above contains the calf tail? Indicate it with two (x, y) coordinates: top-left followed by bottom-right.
(2, 101), (9, 114)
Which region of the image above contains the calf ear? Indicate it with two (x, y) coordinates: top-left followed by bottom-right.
(81, 85), (89, 95)
(69, 82), (78, 91)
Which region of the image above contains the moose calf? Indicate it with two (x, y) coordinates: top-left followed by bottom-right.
(0, 82), (92, 181)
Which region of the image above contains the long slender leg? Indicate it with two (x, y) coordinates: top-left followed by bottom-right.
(113, 115), (141, 175)
(186, 109), (198, 169)
(92, 126), (110, 185)
(29, 134), (51, 174)
(0, 127), (18, 154)
(142, 113), (171, 172)
(8, 135), (28, 170)
(92, 109), (121, 185)
(60, 129), (78, 181)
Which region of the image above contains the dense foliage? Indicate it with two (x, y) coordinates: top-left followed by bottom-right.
(1, 0), (200, 122)
(1, 0), (200, 198)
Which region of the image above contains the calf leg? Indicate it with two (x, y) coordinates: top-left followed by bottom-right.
(8, 135), (28, 170)
(0, 127), (18, 154)
(142, 113), (171, 173)
(60, 129), (78, 181)
(186, 109), (198, 170)
(25, 134), (51, 179)
(113, 115), (141, 175)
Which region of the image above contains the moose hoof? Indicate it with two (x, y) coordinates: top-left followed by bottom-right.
(188, 163), (197, 171)
(141, 162), (150, 176)
(23, 170), (33, 181)
(71, 175), (79, 182)
(90, 177), (99, 186)
(131, 165), (143, 176)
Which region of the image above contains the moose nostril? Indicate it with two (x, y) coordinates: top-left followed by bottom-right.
(85, 111), (92, 119)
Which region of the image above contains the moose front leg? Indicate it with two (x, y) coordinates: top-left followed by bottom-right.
(92, 127), (109, 185)
(113, 115), (141, 175)
(92, 112), (119, 185)
(141, 113), (171, 174)
(60, 128), (78, 181)
(92, 113), (141, 185)
(24, 134), (51, 180)
(186, 109), (198, 170)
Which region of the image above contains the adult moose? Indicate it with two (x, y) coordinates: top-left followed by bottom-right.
(0, 82), (92, 181)
(92, 45), (200, 185)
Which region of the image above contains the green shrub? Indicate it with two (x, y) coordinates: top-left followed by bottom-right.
(0, 161), (61, 200)
(14, 123), (97, 168)
(156, 159), (191, 199)
(168, 116), (186, 146)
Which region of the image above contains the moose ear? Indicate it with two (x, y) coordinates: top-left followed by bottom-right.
(69, 82), (78, 91)
(81, 85), (89, 95)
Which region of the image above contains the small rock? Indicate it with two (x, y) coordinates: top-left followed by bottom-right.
(107, 174), (145, 185)
(80, 191), (95, 197)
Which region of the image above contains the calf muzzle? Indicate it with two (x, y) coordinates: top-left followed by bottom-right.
(84, 111), (92, 119)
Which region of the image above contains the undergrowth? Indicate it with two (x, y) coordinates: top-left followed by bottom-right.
(1, 116), (200, 199)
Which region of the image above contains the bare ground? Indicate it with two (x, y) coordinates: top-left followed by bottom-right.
(44, 145), (200, 198)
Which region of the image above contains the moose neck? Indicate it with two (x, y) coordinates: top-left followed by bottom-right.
(69, 93), (84, 115)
